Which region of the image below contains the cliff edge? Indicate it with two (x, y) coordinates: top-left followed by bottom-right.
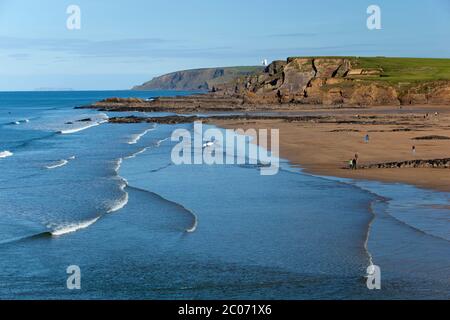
(212, 57), (450, 106)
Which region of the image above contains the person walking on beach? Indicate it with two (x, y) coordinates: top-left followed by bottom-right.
(354, 153), (359, 169)
(352, 158), (357, 170)
(412, 145), (416, 156)
(364, 134), (369, 143)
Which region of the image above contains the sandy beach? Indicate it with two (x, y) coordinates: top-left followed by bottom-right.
(214, 104), (450, 192)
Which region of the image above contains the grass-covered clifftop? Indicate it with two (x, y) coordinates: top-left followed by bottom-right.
(285, 56), (450, 82)
(348, 57), (450, 83)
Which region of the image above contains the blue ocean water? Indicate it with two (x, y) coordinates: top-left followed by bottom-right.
(0, 91), (448, 299)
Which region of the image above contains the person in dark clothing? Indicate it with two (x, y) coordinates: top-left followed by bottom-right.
(352, 158), (357, 170)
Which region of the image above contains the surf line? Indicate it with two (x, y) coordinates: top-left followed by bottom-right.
(124, 147), (149, 160)
(58, 119), (108, 135)
(45, 156), (76, 170)
(127, 124), (157, 145)
(0, 150), (13, 159)
(10, 119), (30, 125)
(108, 158), (130, 213)
(47, 157), (129, 237)
(124, 137), (170, 160)
(364, 199), (377, 269)
(50, 217), (101, 236)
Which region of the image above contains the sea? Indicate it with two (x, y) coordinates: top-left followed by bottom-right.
(0, 91), (448, 299)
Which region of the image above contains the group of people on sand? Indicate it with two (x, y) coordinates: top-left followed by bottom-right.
(348, 133), (418, 170)
(423, 112), (439, 119)
(348, 134), (370, 170)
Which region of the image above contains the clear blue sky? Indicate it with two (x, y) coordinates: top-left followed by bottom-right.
(0, 0), (449, 91)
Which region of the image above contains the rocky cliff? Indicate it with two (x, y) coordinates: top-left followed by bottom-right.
(212, 57), (450, 106)
(133, 66), (264, 91)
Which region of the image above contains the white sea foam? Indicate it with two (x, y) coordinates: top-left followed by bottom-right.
(186, 212), (198, 233)
(98, 113), (109, 120)
(364, 201), (376, 269)
(0, 151), (13, 159)
(59, 122), (101, 134)
(58, 116), (108, 135)
(124, 136), (168, 160)
(124, 147), (149, 160)
(156, 137), (169, 147)
(107, 158), (129, 213)
(45, 159), (69, 169)
(113, 158), (123, 172)
(107, 191), (129, 213)
(50, 217), (100, 236)
(128, 126), (156, 145)
(11, 119), (30, 125)
(45, 155), (75, 169)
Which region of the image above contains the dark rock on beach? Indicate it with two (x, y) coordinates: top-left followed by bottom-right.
(413, 135), (450, 140)
(359, 158), (450, 169)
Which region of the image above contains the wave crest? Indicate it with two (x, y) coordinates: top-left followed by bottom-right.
(10, 119), (29, 125)
(50, 217), (100, 236)
(128, 125), (156, 145)
(58, 120), (106, 134)
(45, 155), (76, 169)
(0, 151), (13, 159)
(45, 159), (69, 169)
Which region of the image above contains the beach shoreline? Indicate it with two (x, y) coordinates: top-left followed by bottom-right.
(86, 96), (450, 192)
(212, 105), (450, 193)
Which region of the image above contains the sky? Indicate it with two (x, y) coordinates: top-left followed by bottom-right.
(0, 0), (449, 91)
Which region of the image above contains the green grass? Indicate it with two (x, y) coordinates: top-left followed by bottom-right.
(288, 56), (450, 85)
(351, 57), (450, 84)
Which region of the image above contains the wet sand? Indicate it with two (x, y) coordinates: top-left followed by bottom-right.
(214, 105), (450, 192)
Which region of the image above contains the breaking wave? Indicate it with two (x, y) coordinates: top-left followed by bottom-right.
(45, 159), (68, 169)
(49, 217), (101, 236)
(124, 147), (149, 160)
(58, 120), (107, 134)
(108, 158), (129, 213)
(45, 156), (76, 169)
(127, 125), (157, 145)
(10, 119), (29, 125)
(185, 212), (198, 233)
(107, 178), (129, 213)
(0, 151), (13, 159)
(124, 136), (169, 160)
(156, 137), (169, 147)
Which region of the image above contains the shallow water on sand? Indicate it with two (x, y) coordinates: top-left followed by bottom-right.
(0, 92), (448, 299)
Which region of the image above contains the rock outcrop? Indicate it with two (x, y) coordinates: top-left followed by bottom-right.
(399, 81), (450, 105)
(212, 57), (450, 106)
(360, 158), (450, 169)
